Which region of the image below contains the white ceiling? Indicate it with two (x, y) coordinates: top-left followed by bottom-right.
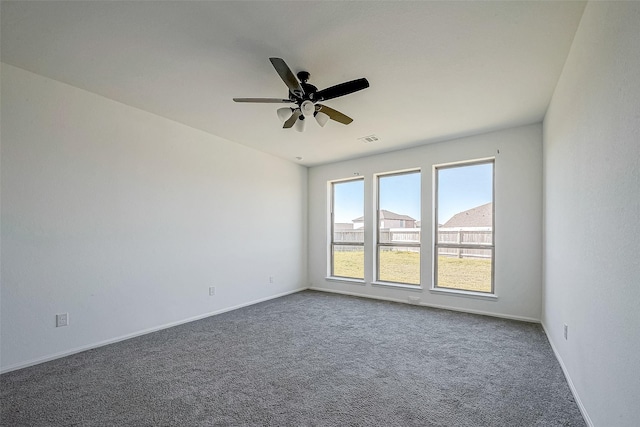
(1, 1), (586, 166)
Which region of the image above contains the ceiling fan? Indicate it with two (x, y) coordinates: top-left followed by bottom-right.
(233, 57), (370, 132)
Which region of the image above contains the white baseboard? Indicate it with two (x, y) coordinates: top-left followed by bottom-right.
(1, 287), (308, 374)
(540, 322), (593, 426)
(309, 286), (540, 323)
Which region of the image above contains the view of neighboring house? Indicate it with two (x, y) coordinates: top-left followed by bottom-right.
(441, 202), (492, 230)
(335, 210), (417, 244)
(439, 202), (492, 258)
(340, 205), (489, 233)
(352, 210), (417, 229)
(337, 204), (491, 252)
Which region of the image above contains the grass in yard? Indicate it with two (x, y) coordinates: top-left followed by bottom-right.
(333, 251), (492, 292)
(436, 256), (492, 293)
(378, 250), (420, 285)
(332, 249), (364, 279)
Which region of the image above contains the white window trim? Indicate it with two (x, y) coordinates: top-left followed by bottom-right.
(371, 281), (424, 291)
(325, 276), (366, 285)
(429, 287), (498, 300)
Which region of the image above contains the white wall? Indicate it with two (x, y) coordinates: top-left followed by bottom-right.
(542, 2), (640, 426)
(308, 124), (543, 321)
(0, 64), (308, 371)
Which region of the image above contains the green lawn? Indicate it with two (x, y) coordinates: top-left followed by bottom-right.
(333, 251), (492, 292)
(436, 256), (492, 292)
(378, 250), (420, 285)
(332, 249), (365, 279)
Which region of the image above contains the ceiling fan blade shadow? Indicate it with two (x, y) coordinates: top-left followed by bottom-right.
(269, 58), (304, 99)
(233, 98), (293, 103)
(315, 78), (369, 102)
(316, 105), (353, 125)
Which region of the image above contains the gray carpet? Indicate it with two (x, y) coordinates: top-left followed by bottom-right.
(1, 290), (584, 426)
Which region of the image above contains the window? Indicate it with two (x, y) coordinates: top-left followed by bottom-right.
(434, 160), (494, 293)
(376, 171), (421, 285)
(330, 178), (364, 279)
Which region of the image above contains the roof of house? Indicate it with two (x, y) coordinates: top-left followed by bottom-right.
(353, 210), (415, 222)
(442, 203), (492, 228)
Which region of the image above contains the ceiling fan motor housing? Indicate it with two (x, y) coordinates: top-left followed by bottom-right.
(301, 100), (315, 117)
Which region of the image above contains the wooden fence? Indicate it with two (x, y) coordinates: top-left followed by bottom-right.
(437, 229), (492, 259)
(334, 228), (492, 258)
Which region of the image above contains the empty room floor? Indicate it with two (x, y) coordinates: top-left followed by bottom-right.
(0, 291), (584, 426)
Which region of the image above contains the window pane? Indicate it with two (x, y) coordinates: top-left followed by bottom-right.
(378, 246), (420, 285)
(333, 179), (364, 242)
(377, 171), (421, 285)
(331, 179), (364, 279)
(437, 163), (493, 234)
(332, 245), (364, 279)
(435, 161), (494, 293)
(437, 248), (492, 293)
(378, 172), (421, 241)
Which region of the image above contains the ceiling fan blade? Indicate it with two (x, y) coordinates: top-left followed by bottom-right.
(233, 98), (293, 103)
(269, 57), (304, 99)
(315, 78), (369, 102)
(316, 104), (353, 125)
(283, 108), (300, 128)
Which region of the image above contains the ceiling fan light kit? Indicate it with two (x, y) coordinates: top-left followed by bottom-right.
(294, 116), (306, 132)
(315, 111), (330, 128)
(233, 57), (369, 132)
(277, 107), (294, 123)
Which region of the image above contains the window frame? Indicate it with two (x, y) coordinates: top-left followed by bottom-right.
(329, 177), (365, 280)
(433, 159), (495, 295)
(375, 169), (421, 286)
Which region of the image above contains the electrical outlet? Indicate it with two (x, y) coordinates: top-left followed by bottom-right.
(269, 276), (274, 284)
(564, 324), (568, 340)
(56, 313), (69, 327)
(209, 286), (216, 296)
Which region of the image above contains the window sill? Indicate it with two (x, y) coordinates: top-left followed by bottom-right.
(371, 281), (423, 291)
(325, 277), (366, 285)
(429, 287), (498, 300)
